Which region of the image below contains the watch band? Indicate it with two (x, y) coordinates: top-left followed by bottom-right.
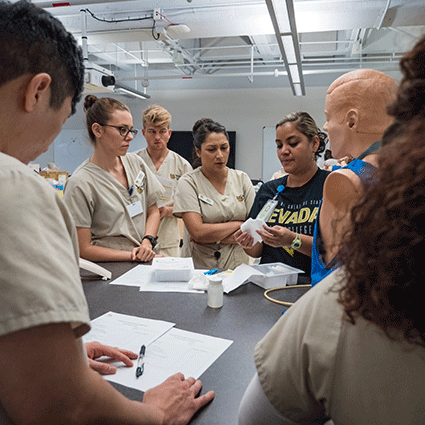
(142, 235), (157, 249)
(290, 232), (302, 250)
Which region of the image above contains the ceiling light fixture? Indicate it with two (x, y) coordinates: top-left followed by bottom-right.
(265, 0), (305, 96)
(114, 84), (151, 100)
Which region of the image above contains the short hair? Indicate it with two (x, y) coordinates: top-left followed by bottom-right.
(0, 0), (84, 115)
(83, 95), (131, 144)
(142, 104), (171, 129)
(276, 111), (327, 160)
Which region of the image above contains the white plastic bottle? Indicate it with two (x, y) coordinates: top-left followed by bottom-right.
(207, 276), (223, 308)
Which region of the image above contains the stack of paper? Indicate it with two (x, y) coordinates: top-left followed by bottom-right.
(83, 312), (233, 392)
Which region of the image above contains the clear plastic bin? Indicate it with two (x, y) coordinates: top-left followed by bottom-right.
(248, 262), (304, 289)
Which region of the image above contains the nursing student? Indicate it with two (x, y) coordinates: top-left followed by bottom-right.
(173, 119), (255, 269)
(0, 2), (213, 423)
(64, 95), (164, 262)
(136, 104), (192, 257)
(235, 112), (329, 280)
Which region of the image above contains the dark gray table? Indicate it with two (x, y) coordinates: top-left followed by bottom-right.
(81, 262), (310, 425)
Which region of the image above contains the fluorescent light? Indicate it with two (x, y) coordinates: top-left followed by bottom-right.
(114, 86), (151, 100)
(282, 35), (297, 63)
(288, 64), (300, 83)
(293, 83), (303, 96)
(265, 0), (305, 96)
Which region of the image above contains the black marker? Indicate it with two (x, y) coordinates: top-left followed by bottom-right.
(136, 345), (146, 378)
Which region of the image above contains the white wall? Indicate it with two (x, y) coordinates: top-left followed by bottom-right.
(51, 85), (329, 179)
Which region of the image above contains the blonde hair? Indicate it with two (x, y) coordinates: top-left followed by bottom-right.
(142, 104), (171, 129)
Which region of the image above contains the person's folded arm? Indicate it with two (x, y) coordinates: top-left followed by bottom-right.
(181, 212), (243, 244)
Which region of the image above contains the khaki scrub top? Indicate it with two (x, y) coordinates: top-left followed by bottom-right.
(136, 148), (192, 252)
(173, 167), (255, 269)
(64, 152), (164, 251)
(254, 268), (425, 425)
(0, 153), (91, 425)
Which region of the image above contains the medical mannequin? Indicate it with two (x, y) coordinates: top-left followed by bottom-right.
(312, 69), (398, 285)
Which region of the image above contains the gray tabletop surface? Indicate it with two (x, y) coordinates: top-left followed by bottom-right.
(81, 262), (310, 425)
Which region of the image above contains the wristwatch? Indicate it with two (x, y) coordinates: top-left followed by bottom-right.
(142, 235), (158, 249)
(290, 232), (302, 251)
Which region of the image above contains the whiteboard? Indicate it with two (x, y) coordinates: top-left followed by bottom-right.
(262, 126), (281, 182)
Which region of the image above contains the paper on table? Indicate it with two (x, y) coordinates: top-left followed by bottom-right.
(107, 327), (233, 392)
(221, 263), (254, 293)
(109, 264), (205, 293)
(84, 312), (233, 393)
(83, 311), (175, 352)
(155, 175), (174, 208)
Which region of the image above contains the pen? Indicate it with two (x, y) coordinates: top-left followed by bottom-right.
(129, 185), (134, 196)
(204, 268), (218, 276)
(136, 344), (146, 378)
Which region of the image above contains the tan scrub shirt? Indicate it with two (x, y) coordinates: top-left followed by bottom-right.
(136, 148), (192, 256)
(0, 153), (91, 425)
(173, 167), (255, 269)
(254, 268), (425, 425)
(64, 152), (164, 251)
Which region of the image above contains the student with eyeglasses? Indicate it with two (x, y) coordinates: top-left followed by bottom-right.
(64, 95), (164, 262)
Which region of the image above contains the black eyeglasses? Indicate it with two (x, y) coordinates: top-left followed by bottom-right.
(101, 124), (138, 138)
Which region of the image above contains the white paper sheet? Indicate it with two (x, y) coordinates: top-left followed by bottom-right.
(84, 311), (233, 393)
(109, 264), (205, 293)
(83, 311), (175, 350)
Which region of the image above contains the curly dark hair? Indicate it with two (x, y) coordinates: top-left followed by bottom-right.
(387, 36), (425, 122)
(338, 35), (425, 347)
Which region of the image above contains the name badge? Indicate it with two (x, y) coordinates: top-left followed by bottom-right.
(198, 194), (214, 206)
(256, 199), (278, 222)
(126, 200), (143, 218)
(134, 170), (146, 193)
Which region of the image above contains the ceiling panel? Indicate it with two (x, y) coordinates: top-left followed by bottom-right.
(25, 0), (425, 95)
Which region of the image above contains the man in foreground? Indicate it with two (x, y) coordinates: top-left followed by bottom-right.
(0, 1), (214, 424)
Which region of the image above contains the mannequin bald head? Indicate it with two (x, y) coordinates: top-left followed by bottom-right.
(324, 69), (398, 158)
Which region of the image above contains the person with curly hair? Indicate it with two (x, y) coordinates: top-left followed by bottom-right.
(235, 112), (329, 280)
(238, 35), (425, 425)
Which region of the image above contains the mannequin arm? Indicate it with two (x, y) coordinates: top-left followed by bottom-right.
(319, 169), (363, 263)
